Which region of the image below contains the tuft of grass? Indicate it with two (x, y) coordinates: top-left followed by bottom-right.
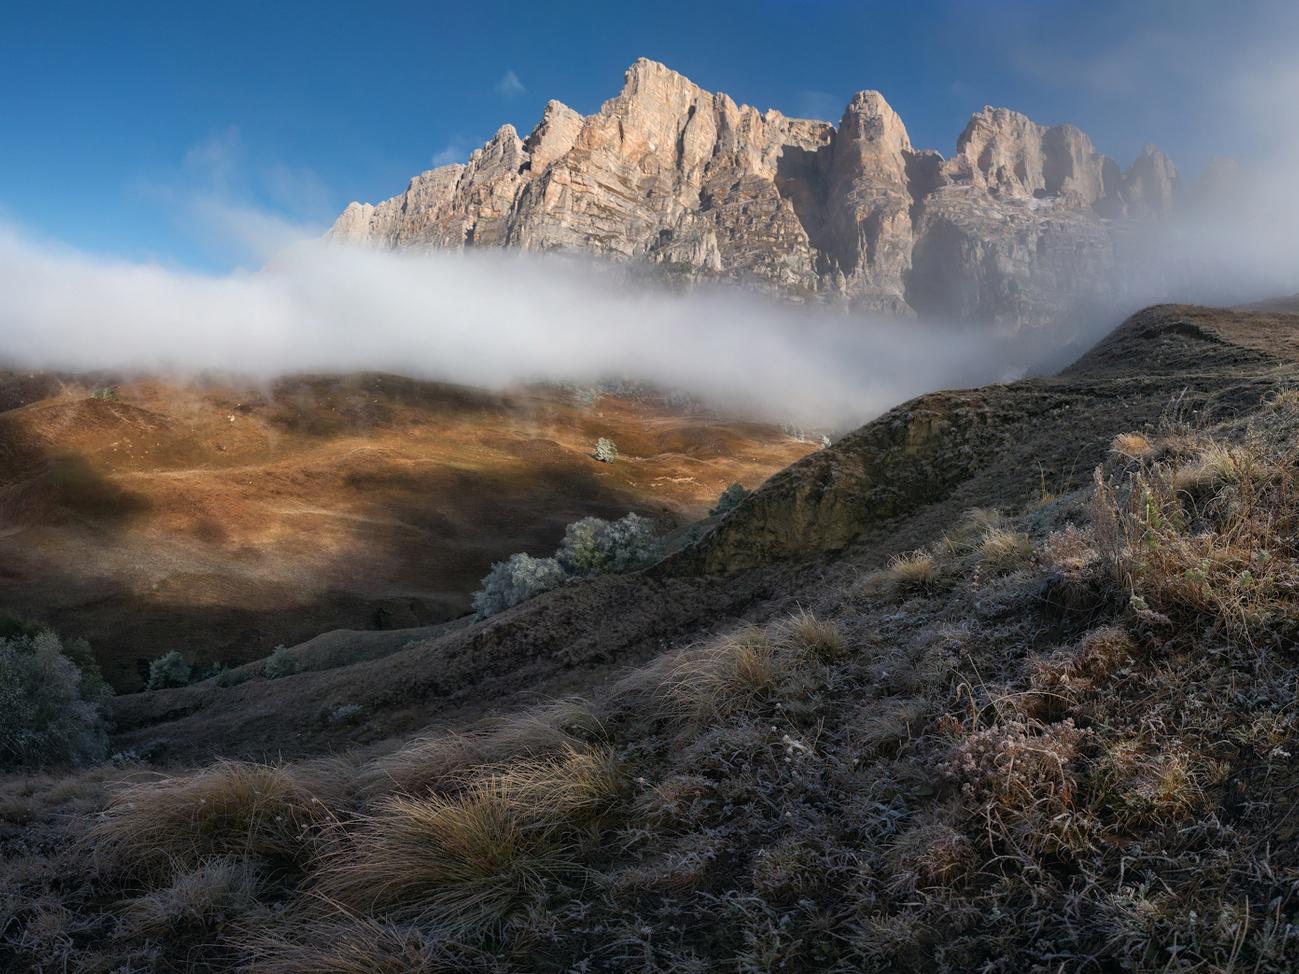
(1111, 432), (1155, 459)
(653, 627), (784, 725)
(884, 814), (973, 894)
(976, 527), (1033, 576)
(119, 858), (260, 937)
(1169, 441), (1244, 494)
(240, 914), (486, 974)
(886, 550), (937, 595)
(774, 610), (847, 662)
(90, 760), (340, 879)
(315, 745), (624, 932)
(1091, 739), (1207, 831)
(363, 702), (601, 800)
(1265, 388), (1299, 411)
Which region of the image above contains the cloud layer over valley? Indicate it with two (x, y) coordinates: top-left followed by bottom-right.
(0, 227), (1037, 429)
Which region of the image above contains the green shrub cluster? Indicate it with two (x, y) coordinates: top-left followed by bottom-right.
(0, 627), (111, 769)
(473, 513), (661, 619)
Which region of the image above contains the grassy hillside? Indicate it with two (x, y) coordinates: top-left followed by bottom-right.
(3, 304), (1299, 971)
(0, 373), (810, 689)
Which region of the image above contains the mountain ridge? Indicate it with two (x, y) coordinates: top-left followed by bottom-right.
(330, 58), (1191, 329)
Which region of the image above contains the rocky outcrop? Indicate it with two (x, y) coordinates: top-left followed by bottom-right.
(330, 58), (1184, 329)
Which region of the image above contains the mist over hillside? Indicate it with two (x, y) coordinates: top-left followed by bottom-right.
(0, 226), (1029, 429)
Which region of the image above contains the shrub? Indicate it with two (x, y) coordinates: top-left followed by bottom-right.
(710, 482), (749, 516)
(327, 703), (367, 726)
(593, 437), (619, 463)
(215, 666), (251, 688)
(556, 513), (660, 576)
(472, 554), (566, 619)
(0, 632), (109, 769)
(147, 650), (192, 690)
(264, 645), (301, 679)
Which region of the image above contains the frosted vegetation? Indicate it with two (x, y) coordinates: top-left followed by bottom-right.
(0, 622), (111, 770)
(474, 513), (661, 619)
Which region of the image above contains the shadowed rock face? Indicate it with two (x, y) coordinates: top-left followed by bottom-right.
(330, 59), (1199, 329)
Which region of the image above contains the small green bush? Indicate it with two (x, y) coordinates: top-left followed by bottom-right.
(148, 651), (192, 690)
(215, 666), (251, 688)
(710, 482), (749, 516)
(556, 514), (660, 577)
(0, 632), (110, 769)
(263, 646), (301, 679)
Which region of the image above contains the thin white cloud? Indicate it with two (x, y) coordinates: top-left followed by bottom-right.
(794, 90), (841, 121)
(495, 70), (525, 97)
(430, 140), (471, 167)
(181, 126), (244, 192)
(137, 130), (332, 265)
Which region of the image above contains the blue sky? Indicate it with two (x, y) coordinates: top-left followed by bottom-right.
(2, 0), (1295, 271)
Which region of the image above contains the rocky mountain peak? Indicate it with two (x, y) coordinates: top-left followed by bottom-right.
(947, 107), (1112, 206)
(329, 59), (1187, 330)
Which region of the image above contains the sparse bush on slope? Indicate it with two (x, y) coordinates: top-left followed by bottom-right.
(555, 513), (660, 577)
(473, 513), (661, 618)
(147, 650), (192, 689)
(472, 553), (567, 619)
(710, 481), (749, 516)
(593, 437), (618, 463)
(0, 630), (110, 770)
(263, 645), (301, 679)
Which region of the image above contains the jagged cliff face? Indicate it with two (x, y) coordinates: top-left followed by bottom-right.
(330, 59), (1185, 329)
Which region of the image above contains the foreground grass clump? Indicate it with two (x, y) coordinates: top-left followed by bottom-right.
(241, 914), (490, 974)
(1094, 424), (1299, 641)
(90, 760), (340, 879)
(886, 550), (937, 595)
(316, 745), (625, 932)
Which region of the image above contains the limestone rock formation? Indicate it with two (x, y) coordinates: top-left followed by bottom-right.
(330, 58), (1183, 329)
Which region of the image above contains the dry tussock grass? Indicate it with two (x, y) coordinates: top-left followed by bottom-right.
(886, 550), (937, 595)
(1093, 429), (1299, 642)
(1111, 431), (1155, 459)
(315, 745), (624, 932)
(975, 526), (1033, 575)
(90, 760), (341, 879)
(363, 698), (602, 799)
(118, 858), (261, 937)
(241, 914), (490, 974)
(774, 609), (848, 662)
